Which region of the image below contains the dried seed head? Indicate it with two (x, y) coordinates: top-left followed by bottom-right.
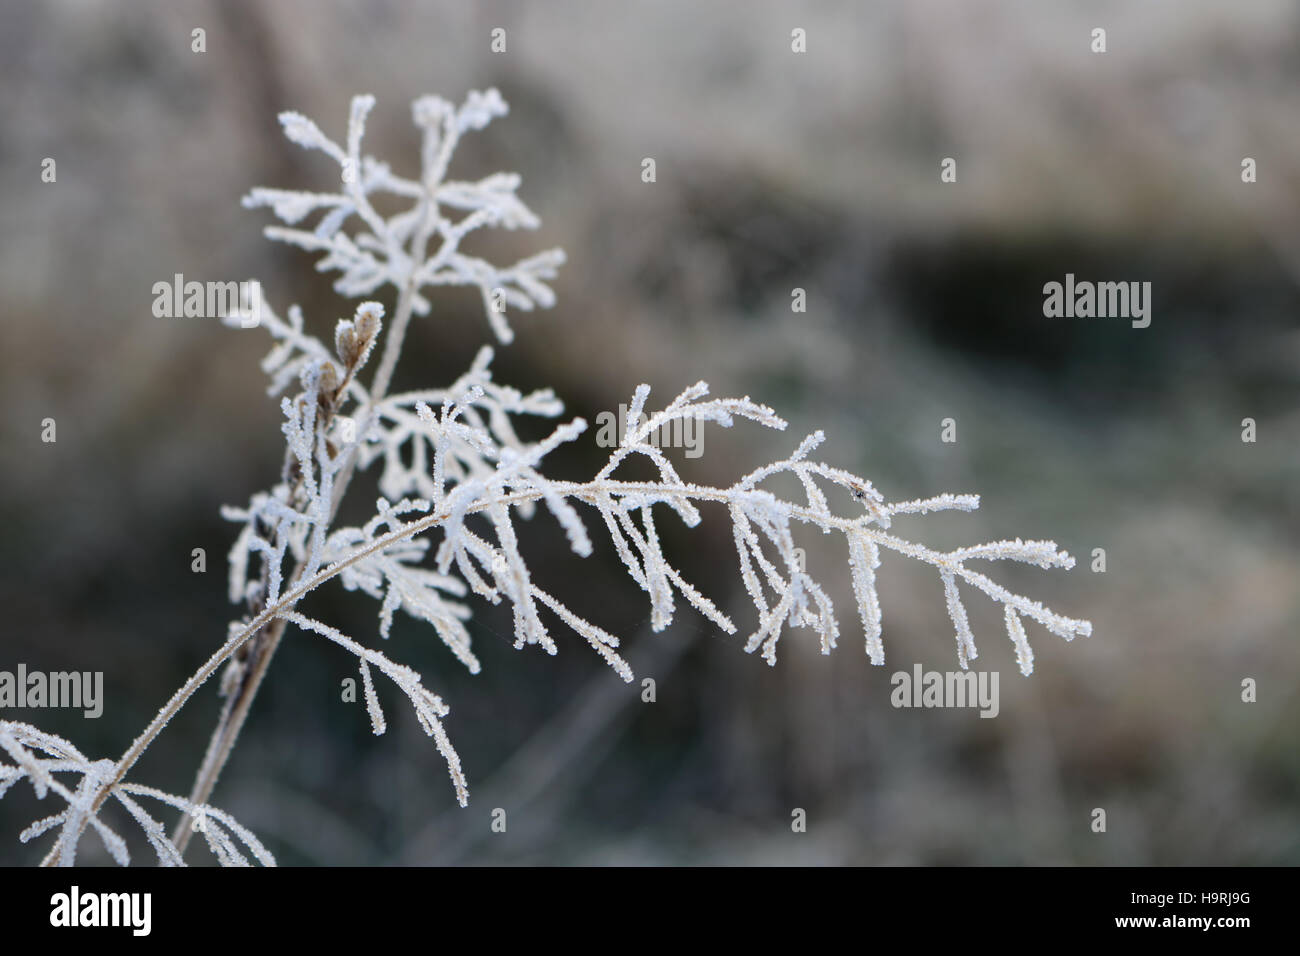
(335, 319), (360, 368)
(317, 360), (342, 396)
(354, 301), (383, 344)
(347, 302), (383, 372)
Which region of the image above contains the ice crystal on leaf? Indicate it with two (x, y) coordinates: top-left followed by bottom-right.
(3, 90), (1091, 866)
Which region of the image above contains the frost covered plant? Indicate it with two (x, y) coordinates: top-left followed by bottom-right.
(2, 90), (1091, 866)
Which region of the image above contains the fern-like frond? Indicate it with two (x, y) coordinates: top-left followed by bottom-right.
(242, 90), (564, 342)
(220, 92), (1090, 824)
(3, 90), (1094, 865)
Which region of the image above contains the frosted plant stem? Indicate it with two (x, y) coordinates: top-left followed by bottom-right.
(172, 170), (433, 857)
(39, 465), (1086, 865)
(41, 275), (423, 864)
(36, 603), (273, 865)
(12, 92), (1090, 869)
(169, 617), (288, 855)
(171, 277), (423, 856)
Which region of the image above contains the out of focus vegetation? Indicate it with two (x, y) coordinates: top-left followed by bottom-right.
(1, 0), (1296, 864)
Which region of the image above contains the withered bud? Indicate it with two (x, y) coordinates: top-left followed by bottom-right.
(317, 360), (342, 397)
(335, 319), (360, 368)
(354, 301), (383, 344)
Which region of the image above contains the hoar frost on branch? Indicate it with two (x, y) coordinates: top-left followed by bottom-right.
(0, 721), (273, 867)
(224, 90), (1090, 808)
(2, 90), (1090, 866)
(241, 89), (565, 343)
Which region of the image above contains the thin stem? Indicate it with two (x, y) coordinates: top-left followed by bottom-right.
(40, 599), (273, 864)
(171, 278), (423, 855)
(366, 282), (415, 411)
(170, 189), (441, 856)
(170, 617), (287, 854)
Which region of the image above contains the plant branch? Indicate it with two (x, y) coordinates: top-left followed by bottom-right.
(42, 459), (1087, 866)
(171, 276), (423, 855)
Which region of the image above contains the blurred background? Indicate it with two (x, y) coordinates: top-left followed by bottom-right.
(1, 0), (1297, 865)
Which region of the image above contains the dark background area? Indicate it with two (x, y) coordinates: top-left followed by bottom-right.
(1, 0), (1297, 864)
